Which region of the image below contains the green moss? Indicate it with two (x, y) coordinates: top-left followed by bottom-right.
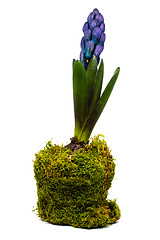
(33, 135), (121, 228)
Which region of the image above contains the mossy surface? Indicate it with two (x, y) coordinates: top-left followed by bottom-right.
(33, 135), (121, 228)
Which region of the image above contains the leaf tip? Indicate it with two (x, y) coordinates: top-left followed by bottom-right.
(116, 67), (120, 73)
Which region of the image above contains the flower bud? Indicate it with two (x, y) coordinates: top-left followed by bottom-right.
(100, 22), (105, 32)
(93, 8), (99, 15)
(90, 20), (98, 30)
(99, 32), (105, 45)
(95, 13), (104, 26)
(83, 22), (89, 32)
(94, 44), (104, 57)
(87, 12), (95, 25)
(85, 40), (95, 58)
(84, 29), (91, 41)
(92, 27), (101, 44)
(80, 37), (85, 52)
(80, 50), (85, 66)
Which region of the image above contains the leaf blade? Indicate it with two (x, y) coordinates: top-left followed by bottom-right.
(86, 56), (97, 115)
(88, 59), (104, 115)
(79, 67), (120, 142)
(73, 60), (86, 138)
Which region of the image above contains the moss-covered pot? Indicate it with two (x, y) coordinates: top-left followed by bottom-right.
(33, 135), (120, 228)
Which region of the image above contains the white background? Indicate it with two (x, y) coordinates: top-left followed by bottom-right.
(0, 0), (160, 239)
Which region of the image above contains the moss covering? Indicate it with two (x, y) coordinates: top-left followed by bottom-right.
(33, 135), (121, 228)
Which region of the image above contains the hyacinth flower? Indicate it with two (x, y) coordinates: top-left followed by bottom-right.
(73, 8), (120, 144)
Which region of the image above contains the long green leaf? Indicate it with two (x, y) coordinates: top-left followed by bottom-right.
(88, 59), (104, 115)
(86, 56), (97, 115)
(73, 60), (86, 138)
(79, 67), (120, 143)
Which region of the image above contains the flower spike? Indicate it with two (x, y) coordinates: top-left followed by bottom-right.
(80, 8), (105, 70)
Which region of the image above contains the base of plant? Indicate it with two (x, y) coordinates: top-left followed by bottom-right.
(37, 199), (120, 229)
(33, 135), (121, 229)
(64, 136), (85, 152)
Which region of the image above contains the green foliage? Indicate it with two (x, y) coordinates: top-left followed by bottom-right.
(73, 60), (86, 138)
(73, 57), (120, 143)
(86, 56), (97, 115)
(33, 135), (121, 228)
(89, 59), (104, 115)
(79, 67), (120, 143)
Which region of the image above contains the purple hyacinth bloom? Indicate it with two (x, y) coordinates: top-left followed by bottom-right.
(94, 44), (104, 57)
(90, 20), (98, 30)
(87, 12), (95, 25)
(92, 27), (101, 44)
(80, 8), (105, 70)
(95, 13), (104, 26)
(80, 37), (85, 52)
(99, 32), (105, 45)
(84, 29), (91, 41)
(85, 40), (95, 58)
(93, 8), (99, 15)
(83, 22), (89, 32)
(100, 22), (105, 32)
(80, 50), (85, 66)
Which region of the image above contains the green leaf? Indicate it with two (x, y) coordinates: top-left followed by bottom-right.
(86, 56), (97, 115)
(88, 59), (104, 115)
(73, 60), (86, 138)
(79, 67), (120, 143)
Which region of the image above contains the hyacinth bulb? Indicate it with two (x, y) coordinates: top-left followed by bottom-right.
(80, 8), (106, 70)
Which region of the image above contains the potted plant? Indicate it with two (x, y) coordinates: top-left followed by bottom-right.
(34, 8), (121, 229)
